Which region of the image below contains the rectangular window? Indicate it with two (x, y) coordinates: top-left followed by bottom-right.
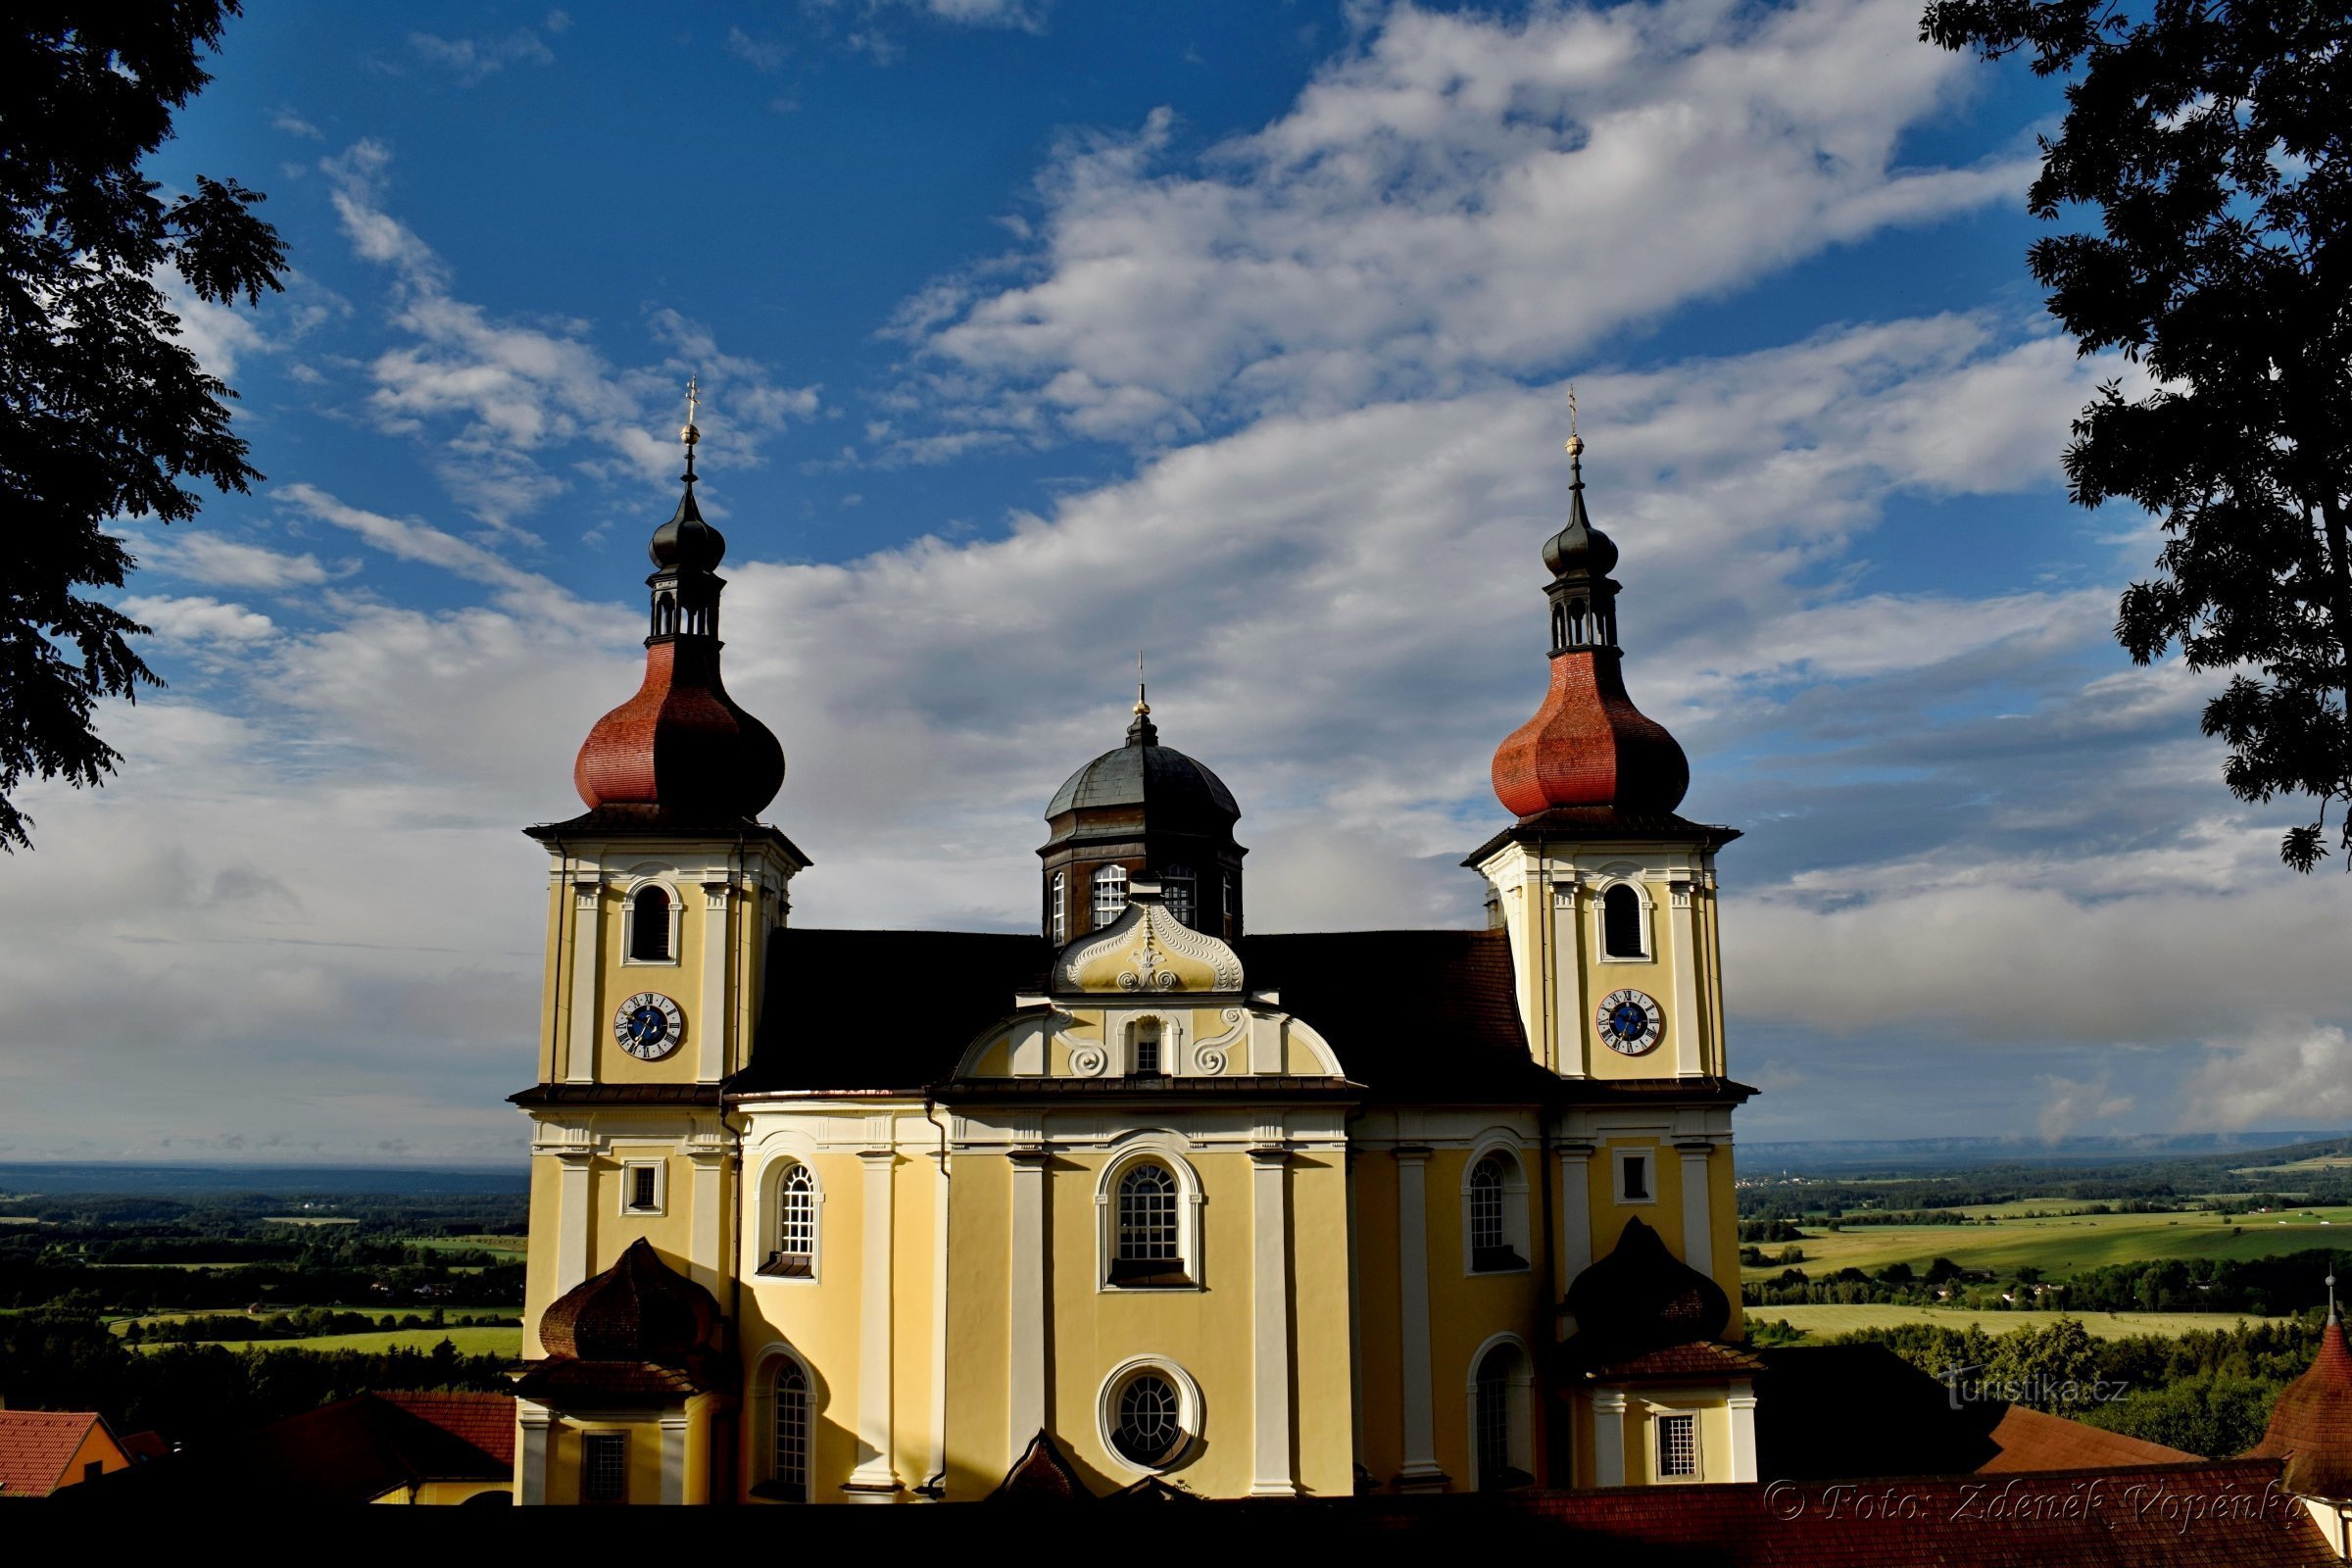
(83, 1460), (103, 1484)
(1658, 1412), (1698, 1478)
(1622, 1154), (1648, 1201)
(583, 1432), (628, 1503)
(629, 1164), (659, 1212)
(1134, 1026), (1160, 1075)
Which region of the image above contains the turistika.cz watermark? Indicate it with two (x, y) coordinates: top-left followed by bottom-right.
(1939, 1361), (2130, 1410)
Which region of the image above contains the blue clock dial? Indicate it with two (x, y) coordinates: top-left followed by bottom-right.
(1594, 989), (1663, 1055)
(612, 992), (685, 1060)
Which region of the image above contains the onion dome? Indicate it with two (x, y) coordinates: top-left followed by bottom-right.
(1561, 1215), (1732, 1365)
(1491, 431), (1690, 821)
(571, 384), (785, 822)
(2247, 1284), (2352, 1498)
(537, 1238), (722, 1364)
(1045, 700), (1241, 825)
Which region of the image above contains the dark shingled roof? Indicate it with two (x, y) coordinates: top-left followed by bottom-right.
(67, 1394), (511, 1504)
(2248, 1310), (2352, 1498)
(729, 926), (1563, 1103)
(1045, 741), (1239, 820)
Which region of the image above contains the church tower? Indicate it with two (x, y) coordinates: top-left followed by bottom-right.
(511, 391), (807, 1503)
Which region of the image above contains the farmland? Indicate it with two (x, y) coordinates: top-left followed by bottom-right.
(1740, 1205), (2352, 1285)
(1750, 1304), (2297, 1341)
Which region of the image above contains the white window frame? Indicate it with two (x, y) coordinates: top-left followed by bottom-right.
(1460, 1140), (1533, 1275)
(616, 1157), (667, 1217)
(1613, 1145), (1658, 1206)
(754, 1155), (825, 1285)
(1652, 1408), (1702, 1482)
(1465, 1333), (1536, 1491)
(1092, 863), (1130, 927)
(1050, 870), (1067, 945)
(751, 1345), (816, 1502)
(621, 874), (685, 966)
(1593, 874), (1655, 964)
(1096, 1140), (1205, 1292)
(1096, 1355), (1204, 1476)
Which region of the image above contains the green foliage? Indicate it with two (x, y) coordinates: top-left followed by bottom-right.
(0, 3), (285, 848)
(2081, 1373), (2284, 1456)
(1922, 0), (2352, 869)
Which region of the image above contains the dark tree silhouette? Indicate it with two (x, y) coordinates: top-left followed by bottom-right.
(1923, 0), (2352, 869)
(0, 3), (285, 849)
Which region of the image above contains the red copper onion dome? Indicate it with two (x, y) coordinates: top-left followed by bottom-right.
(2247, 1282), (2352, 1498)
(572, 391), (786, 821)
(1491, 431), (1690, 820)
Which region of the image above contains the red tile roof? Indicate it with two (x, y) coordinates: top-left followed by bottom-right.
(2248, 1311), (2352, 1498)
(1981, 1404), (2198, 1473)
(379, 1393), (514, 1466)
(0, 1411), (105, 1497)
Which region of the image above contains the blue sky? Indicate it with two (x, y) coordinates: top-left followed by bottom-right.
(9, 0), (2343, 1165)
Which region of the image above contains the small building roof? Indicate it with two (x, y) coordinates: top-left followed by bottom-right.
(2248, 1308), (2352, 1498)
(0, 1410), (113, 1497)
(59, 1394), (511, 1504)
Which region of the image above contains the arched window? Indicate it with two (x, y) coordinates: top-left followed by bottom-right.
(1111, 1162), (1182, 1285)
(1469, 1154), (1506, 1252)
(1602, 883), (1645, 958)
(1474, 1344), (1531, 1491)
(1464, 1146), (1530, 1273)
(1222, 870), (1236, 936)
(1162, 864), (1196, 928)
(762, 1163), (815, 1279)
(1050, 871), (1067, 945)
(771, 1358), (810, 1500)
(1092, 864), (1129, 927)
(629, 884), (673, 961)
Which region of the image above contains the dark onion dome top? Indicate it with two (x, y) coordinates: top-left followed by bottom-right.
(1043, 704), (1240, 828)
(572, 637), (785, 818)
(648, 482), (726, 571)
(1561, 1215), (1732, 1366)
(2246, 1300), (2352, 1498)
(537, 1238), (722, 1364)
(1491, 645), (1689, 819)
(1540, 467), (1619, 576)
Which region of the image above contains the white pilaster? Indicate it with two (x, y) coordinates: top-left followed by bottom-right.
(565, 872), (603, 1083)
(1668, 876), (1703, 1077)
(660, 1412), (689, 1504)
(1006, 1146), (1050, 1457)
(847, 1146), (901, 1494)
(1394, 1147), (1444, 1488)
(555, 1148), (594, 1293)
(1557, 1141), (1594, 1335)
(1249, 1146), (1297, 1496)
(1553, 874), (1587, 1077)
(926, 1138), (951, 1497)
(685, 1139), (726, 1296)
(698, 880), (730, 1081)
(1727, 1386), (1758, 1483)
(1677, 1142), (1714, 1284)
(517, 1402), (553, 1506)
(1592, 1390), (1627, 1487)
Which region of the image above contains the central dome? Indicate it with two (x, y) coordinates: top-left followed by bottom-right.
(1045, 738), (1240, 824)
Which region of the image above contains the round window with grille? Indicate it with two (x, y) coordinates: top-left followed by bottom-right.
(1110, 1372), (1185, 1468)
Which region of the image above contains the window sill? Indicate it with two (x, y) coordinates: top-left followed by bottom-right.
(1102, 1272), (1199, 1292)
(1596, 954), (1655, 964)
(757, 1255), (814, 1281)
(1469, 1248), (1530, 1274)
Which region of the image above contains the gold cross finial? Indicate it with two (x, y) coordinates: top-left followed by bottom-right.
(1134, 650), (1150, 714)
(1564, 382), (1584, 461)
(682, 374), (702, 446)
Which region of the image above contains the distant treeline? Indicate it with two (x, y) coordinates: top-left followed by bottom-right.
(1745, 1247), (2352, 1317)
(126, 1307), (521, 1345)
(0, 1310), (512, 1446)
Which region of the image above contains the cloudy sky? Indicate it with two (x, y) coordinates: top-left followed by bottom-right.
(10, 0), (2344, 1166)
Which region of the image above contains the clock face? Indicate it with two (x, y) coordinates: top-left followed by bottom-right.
(613, 992), (685, 1061)
(1596, 988), (1664, 1055)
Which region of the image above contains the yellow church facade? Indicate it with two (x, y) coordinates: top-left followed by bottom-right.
(508, 416), (1755, 1504)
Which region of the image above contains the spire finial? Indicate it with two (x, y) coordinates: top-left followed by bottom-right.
(2330, 1273), (2339, 1323)
(680, 374), (702, 483)
(1134, 650), (1150, 715)
(1563, 382), (1585, 476)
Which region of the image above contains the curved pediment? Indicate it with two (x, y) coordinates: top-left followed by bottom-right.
(1052, 883), (1243, 996)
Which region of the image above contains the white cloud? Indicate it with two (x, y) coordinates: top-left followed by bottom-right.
(2181, 1025), (2352, 1133)
(145, 534), (341, 591)
(118, 595), (276, 644)
(885, 0), (2033, 450)
(271, 110), (323, 140)
(410, 25), (556, 84)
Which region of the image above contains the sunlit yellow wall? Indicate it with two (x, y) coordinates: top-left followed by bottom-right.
(940, 1146), (1011, 1498)
(371, 1480), (512, 1504)
(891, 1150), (941, 1493)
(1616, 1392), (1735, 1486)
(1349, 1152), (1403, 1485)
(1713, 1152), (1743, 1339)
(1419, 1146), (1549, 1484)
(1289, 1151), (1356, 1493)
(522, 1155), (564, 1350)
(737, 1149), (867, 1497)
(1589, 1136), (1683, 1257)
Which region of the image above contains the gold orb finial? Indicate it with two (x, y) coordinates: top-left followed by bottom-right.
(681, 373), (702, 449)
(1564, 382), (1584, 460)
(1133, 650), (1151, 714)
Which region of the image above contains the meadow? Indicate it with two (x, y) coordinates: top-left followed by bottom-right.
(127, 1324), (522, 1355)
(1750, 1304), (2297, 1340)
(1741, 1205), (2352, 1283)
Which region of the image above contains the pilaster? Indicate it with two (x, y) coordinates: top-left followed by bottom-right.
(1248, 1145), (1297, 1496)
(564, 871), (603, 1083)
(1677, 1141), (1714, 1284)
(1668, 875), (1703, 1077)
(1592, 1389), (1628, 1487)
(846, 1146), (901, 1495)
(1393, 1146), (1445, 1489)
(1006, 1145), (1050, 1458)
(697, 878), (730, 1082)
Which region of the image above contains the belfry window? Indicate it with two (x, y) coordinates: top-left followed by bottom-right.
(1092, 864), (1129, 927)
(583, 1432), (627, 1504)
(763, 1163), (816, 1279)
(771, 1359), (810, 1500)
(1111, 1162), (1183, 1285)
(1050, 871), (1067, 945)
(1602, 883), (1645, 959)
(1162, 864), (1196, 928)
(1657, 1412), (1699, 1479)
(629, 884), (673, 961)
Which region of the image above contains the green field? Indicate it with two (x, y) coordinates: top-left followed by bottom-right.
(402, 1234), (528, 1254)
(262, 1215), (358, 1226)
(1752, 1304), (2296, 1340)
(130, 1325), (522, 1355)
(1745, 1206), (2352, 1282)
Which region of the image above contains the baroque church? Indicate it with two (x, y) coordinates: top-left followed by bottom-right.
(494, 405), (2351, 1562)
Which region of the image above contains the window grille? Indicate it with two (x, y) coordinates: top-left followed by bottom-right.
(1111, 1373), (1183, 1467)
(1602, 884), (1644, 957)
(1469, 1155), (1506, 1250)
(765, 1164), (815, 1277)
(628, 1165), (658, 1212)
(583, 1432), (627, 1503)
(1092, 864), (1129, 927)
(1658, 1412), (1698, 1478)
(1110, 1162), (1185, 1284)
(630, 885), (672, 961)
(1051, 871), (1067, 944)
(1163, 864), (1196, 928)
(1475, 1347), (1515, 1490)
(772, 1360), (809, 1499)
(1133, 1025), (1160, 1076)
